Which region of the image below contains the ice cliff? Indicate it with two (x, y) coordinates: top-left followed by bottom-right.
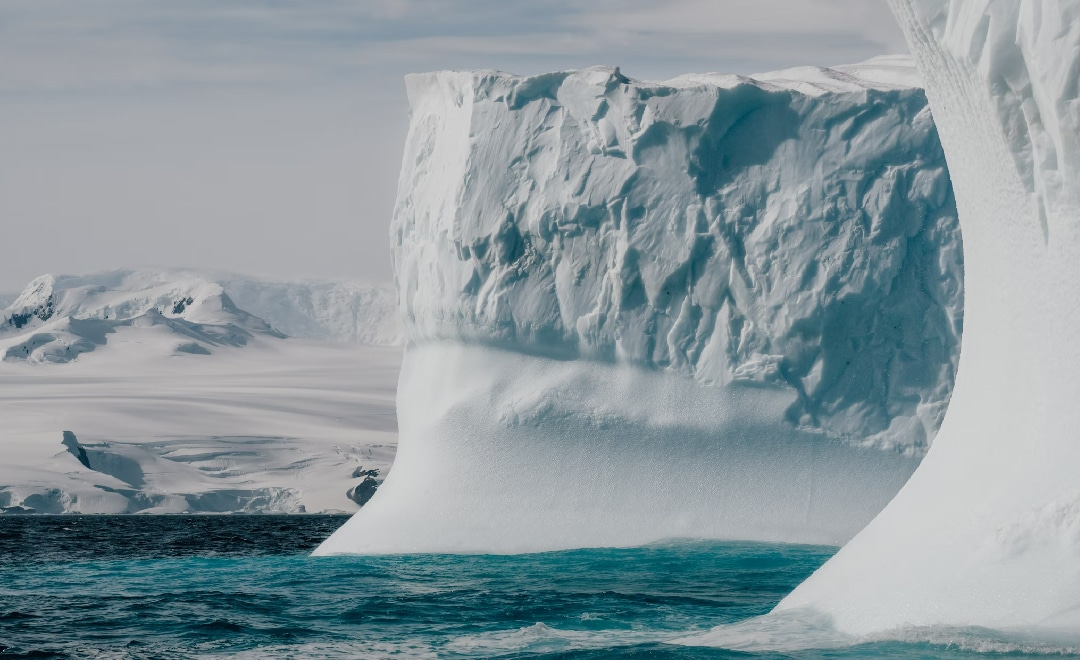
(317, 56), (964, 554)
(754, 0), (1080, 640)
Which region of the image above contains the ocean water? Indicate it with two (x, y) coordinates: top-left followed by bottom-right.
(0, 516), (1069, 659)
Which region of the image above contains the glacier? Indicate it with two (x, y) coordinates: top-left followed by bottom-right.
(686, 0), (1080, 645)
(0, 269), (401, 514)
(316, 56), (964, 554)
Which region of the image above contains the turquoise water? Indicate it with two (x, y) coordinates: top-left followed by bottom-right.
(0, 517), (1069, 658)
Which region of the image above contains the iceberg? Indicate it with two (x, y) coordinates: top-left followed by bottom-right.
(316, 57), (963, 554)
(763, 0), (1080, 638)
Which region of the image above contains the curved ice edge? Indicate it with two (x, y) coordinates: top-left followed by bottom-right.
(315, 343), (923, 555)
(675, 608), (1080, 655)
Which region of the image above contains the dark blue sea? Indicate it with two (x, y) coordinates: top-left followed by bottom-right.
(0, 516), (1069, 658)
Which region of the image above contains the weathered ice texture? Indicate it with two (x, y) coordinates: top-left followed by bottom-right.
(317, 57), (963, 555)
(767, 0), (1080, 640)
(393, 57), (962, 452)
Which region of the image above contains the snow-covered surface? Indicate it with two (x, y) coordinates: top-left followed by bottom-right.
(0, 269), (400, 363)
(0, 271), (279, 364)
(317, 57), (963, 554)
(692, 0), (1080, 644)
(215, 274), (400, 346)
(0, 270), (401, 514)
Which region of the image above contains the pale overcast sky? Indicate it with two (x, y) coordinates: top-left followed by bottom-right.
(0, 1), (906, 292)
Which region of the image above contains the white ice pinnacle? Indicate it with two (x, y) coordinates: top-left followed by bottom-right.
(774, 0), (1080, 636)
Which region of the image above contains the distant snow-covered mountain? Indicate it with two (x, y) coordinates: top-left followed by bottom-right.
(0, 269), (402, 514)
(215, 274), (400, 346)
(0, 269), (401, 364)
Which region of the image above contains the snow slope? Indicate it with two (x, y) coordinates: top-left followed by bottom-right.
(0, 269), (400, 363)
(0, 271), (280, 364)
(693, 0), (1080, 643)
(216, 275), (399, 346)
(0, 270), (401, 514)
(317, 57), (963, 554)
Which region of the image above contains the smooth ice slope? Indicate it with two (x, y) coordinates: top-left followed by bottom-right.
(757, 0), (1080, 639)
(317, 57), (963, 554)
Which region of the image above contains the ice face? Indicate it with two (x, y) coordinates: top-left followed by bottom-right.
(390, 59), (962, 454)
(773, 0), (1080, 636)
(317, 58), (964, 555)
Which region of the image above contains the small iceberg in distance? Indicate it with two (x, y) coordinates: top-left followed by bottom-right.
(315, 56), (964, 555)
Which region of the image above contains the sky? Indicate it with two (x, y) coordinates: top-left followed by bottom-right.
(0, 0), (907, 293)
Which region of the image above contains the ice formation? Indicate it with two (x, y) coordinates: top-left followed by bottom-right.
(316, 57), (963, 554)
(763, 0), (1080, 638)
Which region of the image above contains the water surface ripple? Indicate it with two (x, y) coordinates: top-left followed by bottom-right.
(0, 516), (1063, 658)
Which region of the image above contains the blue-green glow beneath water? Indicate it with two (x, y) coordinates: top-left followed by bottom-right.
(0, 516), (1065, 658)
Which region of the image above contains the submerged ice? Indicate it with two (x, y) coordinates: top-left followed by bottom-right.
(317, 57), (964, 554)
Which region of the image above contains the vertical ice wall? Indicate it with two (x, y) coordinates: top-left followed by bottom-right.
(776, 0), (1080, 635)
(316, 60), (963, 555)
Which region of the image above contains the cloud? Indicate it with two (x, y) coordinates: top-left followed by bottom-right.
(0, 0), (911, 290)
(0, 0), (906, 92)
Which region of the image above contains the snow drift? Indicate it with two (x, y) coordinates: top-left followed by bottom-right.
(741, 0), (1080, 640)
(316, 57), (964, 554)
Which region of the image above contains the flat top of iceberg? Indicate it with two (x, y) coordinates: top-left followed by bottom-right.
(407, 54), (921, 100)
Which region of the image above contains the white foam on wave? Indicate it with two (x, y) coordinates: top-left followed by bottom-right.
(678, 607), (1080, 655)
(446, 622), (679, 656)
